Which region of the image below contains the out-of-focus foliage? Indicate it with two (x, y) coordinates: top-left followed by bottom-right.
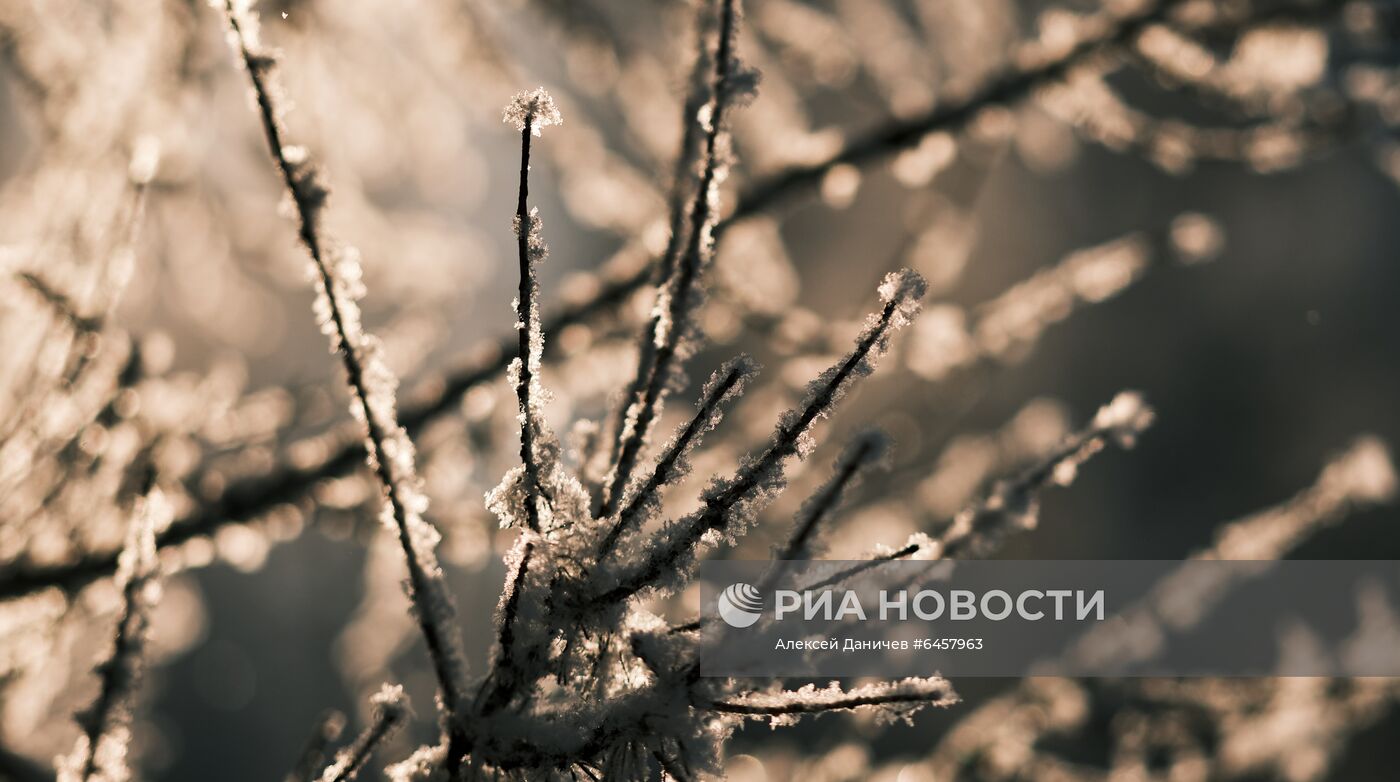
(2, 0), (1399, 779)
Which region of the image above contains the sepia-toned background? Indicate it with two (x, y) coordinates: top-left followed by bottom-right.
(2, 0), (1399, 779)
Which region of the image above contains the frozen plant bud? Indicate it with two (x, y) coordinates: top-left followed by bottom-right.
(503, 88), (563, 136)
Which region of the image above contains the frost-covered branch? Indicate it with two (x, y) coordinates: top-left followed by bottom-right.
(775, 430), (889, 563)
(726, 0), (1355, 222)
(789, 392), (1155, 597)
(0, 0), (1362, 613)
(598, 355), (757, 559)
(602, 4), (722, 496)
(934, 391), (1155, 560)
(0, 0), (1313, 606)
(316, 685), (408, 782)
(285, 711), (346, 782)
(56, 490), (168, 782)
(1063, 435), (1395, 671)
(1202, 434), (1396, 560)
(709, 677), (957, 724)
(730, 0), (1191, 219)
(587, 270), (925, 608)
(502, 87), (563, 534)
(902, 437), (1395, 782)
(665, 394), (1153, 638)
(600, 0), (754, 517)
(477, 89), (595, 726)
(213, 0), (470, 740)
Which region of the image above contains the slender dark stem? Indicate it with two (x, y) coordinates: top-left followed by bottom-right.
(217, 0), (469, 744)
(474, 101), (563, 720)
(599, 0), (741, 517)
(590, 285), (913, 608)
(600, 3), (718, 500)
(319, 698), (405, 782)
(709, 687), (954, 716)
(775, 434), (882, 562)
(597, 358), (751, 558)
(514, 118), (545, 534)
(793, 544), (923, 595)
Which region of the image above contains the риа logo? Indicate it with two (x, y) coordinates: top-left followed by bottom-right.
(717, 583), (764, 628)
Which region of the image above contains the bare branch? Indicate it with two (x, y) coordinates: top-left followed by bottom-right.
(214, 0), (470, 740)
(600, 0), (754, 516)
(316, 685), (408, 782)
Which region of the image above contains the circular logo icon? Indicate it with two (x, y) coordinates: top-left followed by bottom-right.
(717, 582), (764, 628)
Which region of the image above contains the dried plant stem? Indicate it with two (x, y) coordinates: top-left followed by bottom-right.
(477, 89), (565, 723)
(597, 356), (755, 558)
(316, 685), (408, 782)
(588, 271), (924, 608)
(669, 394), (1153, 635)
(776, 431), (887, 562)
(215, 0), (470, 739)
(732, 0), (1358, 220)
(600, 0), (743, 517)
(601, 11), (718, 496)
(708, 678), (957, 716)
(513, 116), (547, 534)
(729, 0), (1192, 219)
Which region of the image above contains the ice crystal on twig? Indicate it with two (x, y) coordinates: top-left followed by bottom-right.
(503, 88), (562, 136)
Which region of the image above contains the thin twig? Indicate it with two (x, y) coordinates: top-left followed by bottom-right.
(214, 0), (470, 745)
(600, 5), (719, 497)
(587, 271), (924, 609)
(284, 710), (346, 782)
(599, 0), (747, 516)
(316, 685), (408, 782)
(708, 678), (957, 717)
(597, 356), (756, 558)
